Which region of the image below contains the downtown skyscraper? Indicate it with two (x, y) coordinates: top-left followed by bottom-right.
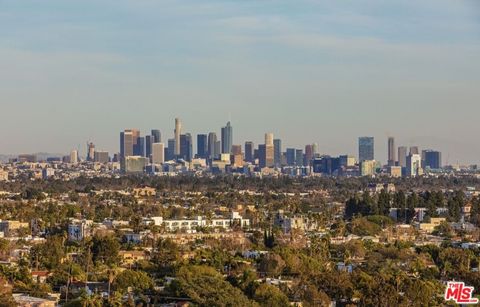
(174, 118), (181, 156)
(387, 137), (396, 166)
(358, 137), (374, 162)
(221, 121), (233, 154)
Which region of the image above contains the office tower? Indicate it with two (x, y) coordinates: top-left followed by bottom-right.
(197, 134), (208, 159)
(286, 148), (296, 166)
(409, 146), (419, 155)
(258, 145), (266, 168)
(273, 139), (282, 167)
(265, 133), (274, 146)
(295, 149), (304, 166)
(180, 133), (193, 161)
(358, 137), (374, 162)
(166, 139), (175, 161)
(244, 141), (254, 163)
(304, 144), (313, 167)
(214, 141), (221, 158)
(151, 129), (161, 143)
(134, 136), (145, 157)
(87, 142), (95, 162)
(174, 118), (181, 156)
(387, 137), (395, 166)
(360, 160), (376, 176)
(398, 146), (407, 168)
(145, 135), (153, 159)
(422, 150), (442, 169)
(339, 155), (356, 167)
(94, 151), (109, 164)
(312, 156), (340, 175)
(207, 132), (217, 159)
(406, 154), (422, 177)
(221, 121), (233, 154)
(261, 134), (274, 168)
(120, 129), (140, 158)
(70, 150), (78, 164)
(312, 143), (319, 156)
(231, 145), (242, 155)
(152, 143), (165, 164)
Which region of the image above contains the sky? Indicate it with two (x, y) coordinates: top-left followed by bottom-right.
(0, 0), (479, 164)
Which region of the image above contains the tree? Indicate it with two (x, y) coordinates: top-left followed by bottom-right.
(377, 189), (391, 216)
(0, 278), (15, 307)
(171, 265), (256, 306)
(113, 269), (154, 294)
(30, 235), (65, 270)
(258, 254), (285, 277)
(91, 235), (120, 266)
(254, 284), (289, 307)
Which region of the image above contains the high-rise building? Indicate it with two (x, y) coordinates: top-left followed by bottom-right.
(87, 142), (95, 162)
(286, 148), (296, 166)
(258, 143), (274, 168)
(152, 143), (165, 164)
(304, 144), (313, 166)
(207, 132), (217, 159)
(398, 146), (407, 168)
(145, 135), (153, 159)
(244, 141), (254, 163)
(295, 149), (304, 166)
(406, 154), (422, 177)
(180, 133), (193, 162)
(120, 129), (140, 158)
(258, 145), (266, 168)
(174, 118), (181, 156)
(360, 160), (376, 176)
(151, 129), (161, 143)
(214, 141), (221, 158)
(359, 137), (374, 162)
(312, 143), (319, 157)
(265, 133), (274, 146)
(134, 136), (145, 157)
(339, 155), (356, 167)
(197, 134), (208, 159)
(231, 145), (242, 155)
(94, 151), (109, 164)
(70, 150), (78, 164)
(166, 139), (175, 161)
(262, 134), (274, 168)
(273, 139), (282, 167)
(409, 146), (419, 155)
(221, 122), (233, 154)
(387, 137), (395, 166)
(422, 150), (442, 170)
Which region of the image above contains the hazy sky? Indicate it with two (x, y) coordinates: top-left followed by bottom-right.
(1, 0), (479, 164)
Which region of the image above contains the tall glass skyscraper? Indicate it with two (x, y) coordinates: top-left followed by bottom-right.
(197, 134), (208, 159)
(273, 139), (282, 167)
(208, 132), (217, 159)
(358, 137), (374, 162)
(221, 121), (233, 154)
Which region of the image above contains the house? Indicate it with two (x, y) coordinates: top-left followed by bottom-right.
(13, 294), (56, 307)
(418, 217), (446, 233)
(31, 271), (50, 283)
(119, 250), (147, 265)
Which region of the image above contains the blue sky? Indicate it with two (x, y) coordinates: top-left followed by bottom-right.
(0, 0), (479, 164)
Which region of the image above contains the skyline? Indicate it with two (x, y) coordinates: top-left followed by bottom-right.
(1, 0), (479, 163)
(0, 118), (474, 166)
